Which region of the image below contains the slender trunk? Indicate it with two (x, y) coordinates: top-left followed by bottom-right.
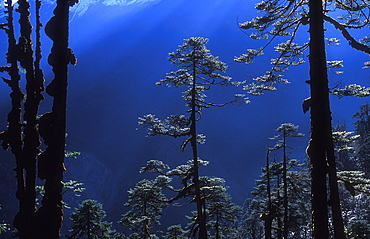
(327, 139), (346, 238)
(4, 0), (25, 235)
(17, 0), (43, 237)
(190, 55), (207, 239)
(282, 130), (288, 239)
(276, 173), (282, 239)
(308, 0), (345, 238)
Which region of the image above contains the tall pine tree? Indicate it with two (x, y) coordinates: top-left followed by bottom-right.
(139, 37), (247, 238)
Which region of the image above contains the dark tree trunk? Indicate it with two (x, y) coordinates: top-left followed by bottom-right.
(190, 57), (207, 239)
(33, 0), (71, 237)
(308, 0), (345, 238)
(3, 0), (25, 235)
(276, 174), (282, 239)
(17, 0), (43, 237)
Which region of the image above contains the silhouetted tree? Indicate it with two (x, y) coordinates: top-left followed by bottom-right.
(0, 0), (25, 235)
(31, 0), (77, 236)
(67, 199), (120, 239)
(139, 37), (247, 238)
(236, 0), (370, 237)
(1, 0), (77, 236)
(0, 0), (45, 236)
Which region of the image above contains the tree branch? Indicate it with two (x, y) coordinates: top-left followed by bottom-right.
(324, 15), (370, 54)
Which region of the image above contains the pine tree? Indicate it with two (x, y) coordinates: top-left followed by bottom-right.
(139, 37), (247, 238)
(332, 124), (359, 171)
(241, 159), (311, 238)
(353, 103), (370, 177)
(119, 177), (169, 238)
(184, 176), (241, 239)
(238, 198), (264, 239)
(269, 123), (304, 238)
(202, 178), (241, 239)
(163, 225), (187, 239)
(67, 199), (119, 239)
(236, 0), (370, 237)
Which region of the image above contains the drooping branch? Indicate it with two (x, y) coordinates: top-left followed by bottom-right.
(324, 15), (370, 54)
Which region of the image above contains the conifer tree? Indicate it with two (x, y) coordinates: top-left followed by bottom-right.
(163, 225), (187, 239)
(353, 103), (370, 176)
(269, 123), (304, 238)
(332, 124), (359, 171)
(242, 160), (311, 238)
(67, 199), (119, 239)
(236, 0), (370, 237)
(119, 177), (169, 238)
(199, 177), (241, 239)
(139, 37), (247, 238)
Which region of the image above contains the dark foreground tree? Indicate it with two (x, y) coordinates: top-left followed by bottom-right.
(67, 199), (120, 239)
(139, 37), (247, 238)
(0, 0), (43, 236)
(31, 0), (77, 237)
(1, 0), (77, 237)
(237, 0), (370, 237)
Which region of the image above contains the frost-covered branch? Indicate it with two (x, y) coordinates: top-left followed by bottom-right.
(331, 84), (370, 98)
(324, 15), (370, 54)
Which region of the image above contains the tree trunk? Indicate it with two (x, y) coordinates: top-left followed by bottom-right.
(265, 148), (272, 239)
(282, 130), (288, 239)
(33, 0), (70, 237)
(190, 57), (207, 239)
(308, 0), (345, 238)
(18, 0), (43, 237)
(276, 174), (282, 239)
(4, 0), (26, 236)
